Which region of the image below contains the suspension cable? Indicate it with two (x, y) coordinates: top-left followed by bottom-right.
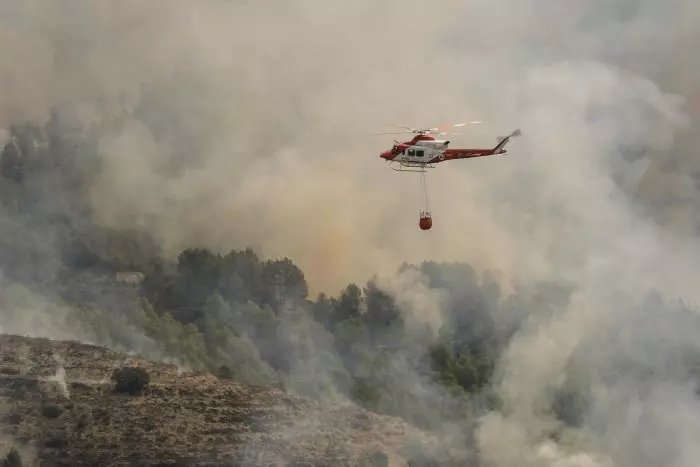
(419, 169), (431, 216)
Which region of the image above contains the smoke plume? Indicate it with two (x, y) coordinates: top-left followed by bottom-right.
(3, 0), (700, 465)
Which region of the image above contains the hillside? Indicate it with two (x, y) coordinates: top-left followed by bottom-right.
(0, 334), (444, 466)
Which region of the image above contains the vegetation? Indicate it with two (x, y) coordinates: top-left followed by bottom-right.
(112, 366), (151, 395)
(2, 106), (700, 440)
(1, 448), (22, 467)
(40, 403), (64, 419)
(368, 451), (389, 467)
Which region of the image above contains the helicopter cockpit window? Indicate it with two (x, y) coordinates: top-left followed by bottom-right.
(407, 148), (415, 156)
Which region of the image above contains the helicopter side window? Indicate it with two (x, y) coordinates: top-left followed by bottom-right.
(415, 149), (424, 158)
(407, 148), (415, 157)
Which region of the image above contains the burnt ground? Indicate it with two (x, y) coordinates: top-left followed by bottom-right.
(0, 334), (442, 466)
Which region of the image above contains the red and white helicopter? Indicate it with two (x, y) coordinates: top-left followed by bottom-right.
(372, 122), (521, 230)
(376, 122), (521, 172)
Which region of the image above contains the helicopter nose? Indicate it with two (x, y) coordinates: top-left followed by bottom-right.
(379, 150), (390, 159)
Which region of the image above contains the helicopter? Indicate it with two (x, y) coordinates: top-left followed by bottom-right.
(376, 123), (521, 172)
(372, 122), (521, 230)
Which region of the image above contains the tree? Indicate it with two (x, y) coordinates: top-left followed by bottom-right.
(0, 139), (22, 183)
(334, 283), (363, 323)
(169, 248), (223, 321)
(217, 248), (263, 304)
(260, 257), (308, 311)
(363, 280), (403, 340)
(311, 292), (334, 331)
(177, 248), (221, 278)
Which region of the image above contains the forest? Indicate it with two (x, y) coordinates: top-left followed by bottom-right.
(2, 105), (700, 438)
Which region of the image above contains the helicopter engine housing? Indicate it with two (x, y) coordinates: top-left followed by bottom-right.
(414, 139), (449, 149)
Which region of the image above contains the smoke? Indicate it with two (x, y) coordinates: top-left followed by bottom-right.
(0, 0), (696, 294)
(2, 0), (700, 465)
(46, 362), (70, 399)
(374, 267), (449, 334)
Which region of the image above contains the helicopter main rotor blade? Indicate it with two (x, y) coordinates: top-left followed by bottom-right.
(388, 124), (417, 131)
(385, 121), (482, 134)
(431, 121), (482, 132)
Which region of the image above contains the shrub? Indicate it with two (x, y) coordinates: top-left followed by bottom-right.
(217, 364), (234, 380)
(111, 366), (150, 395)
(40, 403), (64, 419)
(368, 451), (389, 467)
(2, 448), (22, 467)
(407, 454), (441, 467)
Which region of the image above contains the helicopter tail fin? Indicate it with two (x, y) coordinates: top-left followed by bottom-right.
(493, 128), (521, 153)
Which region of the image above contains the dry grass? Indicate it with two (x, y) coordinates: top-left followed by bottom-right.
(0, 334), (439, 466)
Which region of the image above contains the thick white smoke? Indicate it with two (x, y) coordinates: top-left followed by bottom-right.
(2, 1), (700, 465)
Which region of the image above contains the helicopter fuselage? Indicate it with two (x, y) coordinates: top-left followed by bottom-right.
(379, 128), (520, 169)
(392, 142), (448, 165)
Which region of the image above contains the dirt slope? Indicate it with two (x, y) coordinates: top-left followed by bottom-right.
(0, 334), (442, 466)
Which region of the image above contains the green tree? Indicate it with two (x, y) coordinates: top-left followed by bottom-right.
(168, 247), (223, 321)
(261, 257), (308, 311)
(363, 280), (403, 341)
(217, 248), (263, 304)
(334, 283), (363, 323)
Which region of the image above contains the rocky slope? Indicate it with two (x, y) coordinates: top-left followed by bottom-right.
(0, 334), (442, 466)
